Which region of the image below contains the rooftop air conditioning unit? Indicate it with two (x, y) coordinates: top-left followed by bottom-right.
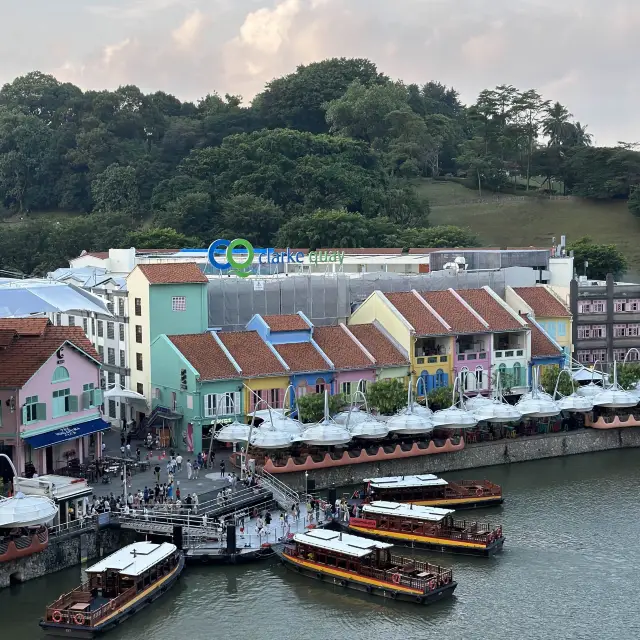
(443, 262), (460, 274)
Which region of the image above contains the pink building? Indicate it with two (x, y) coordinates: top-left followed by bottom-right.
(0, 319), (107, 479)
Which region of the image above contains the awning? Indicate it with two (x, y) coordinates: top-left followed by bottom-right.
(23, 418), (111, 449)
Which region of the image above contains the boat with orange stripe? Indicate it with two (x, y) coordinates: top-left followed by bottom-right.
(40, 541), (184, 637)
(359, 474), (503, 509)
(275, 528), (456, 605)
(343, 501), (504, 557)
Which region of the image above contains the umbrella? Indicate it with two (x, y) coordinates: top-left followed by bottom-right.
(593, 360), (638, 408)
(348, 417), (390, 439)
(0, 279), (111, 317)
(0, 492), (58, 527)
(250, 427), (297, 449)
(104, 385), (148, 405)
(258, 416), (303, 436)
(386, 411), (434, 434)
(215, 421), (252, 443)
(552, 367), (594, 413)
(431, 374), (478, 430)
(472, 400), (522, 423)
(465, 394), (493, 411)
(333, 406), (370, 426)
(515, 368), (560, 418)
(299, 390), (352, 445)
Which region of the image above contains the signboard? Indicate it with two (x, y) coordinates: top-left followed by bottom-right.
(23, 418), (110, 449)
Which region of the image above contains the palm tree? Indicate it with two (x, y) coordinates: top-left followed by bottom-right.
(566, 121), (593, 147)
(543, 102), (572, 146)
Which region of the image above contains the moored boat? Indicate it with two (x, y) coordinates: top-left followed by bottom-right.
(40, 541), (184, 638)
(361, 474), (503, 508)
(276, 528), (456, 604)
(346, 501), (504, 557)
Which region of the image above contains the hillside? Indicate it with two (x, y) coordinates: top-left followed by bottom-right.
(417, 180), (640, 278)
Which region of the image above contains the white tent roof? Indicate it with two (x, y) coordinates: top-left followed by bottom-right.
(572, 368), (608, 382)
(86, 542), (176, 576)
(0, 279), (111, 317)
(0, 492), (58, 527)
(104, 384), (147, 404)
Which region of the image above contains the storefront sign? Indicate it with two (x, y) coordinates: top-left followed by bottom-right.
(22, 418), (110, 449)
(307, 250), (345, 265)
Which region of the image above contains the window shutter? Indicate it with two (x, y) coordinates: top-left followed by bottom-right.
(68, 395), (78, 413)
(94, 389), (103, 406)
(22, 405), (27, 425)
(36, 403), (47, 420)
(82, 391), (90, 410)
(234, 392), (241, 415)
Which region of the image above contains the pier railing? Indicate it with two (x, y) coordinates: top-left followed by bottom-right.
(258, 469), (300, 511)
(48, 516), (97, 538)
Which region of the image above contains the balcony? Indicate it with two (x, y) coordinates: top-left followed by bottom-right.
(457, 351), (488, 362)
(494, 349), (525, 359)
(494, 332), (525, 359)
(414, 338), (450, 366)
(416, 355), (449, 365)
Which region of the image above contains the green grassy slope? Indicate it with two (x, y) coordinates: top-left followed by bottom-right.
(415, 179), (640, 275)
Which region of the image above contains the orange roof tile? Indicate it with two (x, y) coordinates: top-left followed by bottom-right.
(0, 322), (101, 387)
(274, 342), (329, 373)
(419, 290), (486, 334)
(456, 289), (524, 332)
(513, 287), (571, 318)
(217, 331), (287, 377)
(313, 326), (373, 370)
(385, 292), (448, 336)
(137, 262), (208, 284)
(262, 314), (310, 332)
(527, 321), (562, 358)
(348, 324), (409, 367)
(167, 334), (239, 381)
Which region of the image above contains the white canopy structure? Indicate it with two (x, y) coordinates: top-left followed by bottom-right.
(515, 368), (561, 418)
(552, 368), (594, 413)
(299, 390), (352, 446)
(215, 420), (252, 443)
(472, 400), (522, 423)
(104, 384), (148, 405)
(431, 375), (478, 430)
(592, 361), (638, 408)
(258, 416), (303, 436)
(385, 377), (434, 435)
(348, 417), (390, 439)
(0, 279), (111, 317)
(0, 492), (58, 528)
(250, 427), (297, 449)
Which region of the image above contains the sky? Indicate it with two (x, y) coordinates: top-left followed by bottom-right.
(1, 0), (638, 146)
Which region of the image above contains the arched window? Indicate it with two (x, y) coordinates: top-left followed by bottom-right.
(435, 369), (446, 389)
(460, 367), (472, 391)
(513, 362), (523, 387)
(52, 366), (69, 383)
(475, 366), (484, 390)
(315, 378), (326, 394)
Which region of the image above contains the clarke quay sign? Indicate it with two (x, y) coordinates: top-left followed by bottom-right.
(207, 238), (345, 278)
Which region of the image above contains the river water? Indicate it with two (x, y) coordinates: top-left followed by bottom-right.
(2, 450), (640, 640)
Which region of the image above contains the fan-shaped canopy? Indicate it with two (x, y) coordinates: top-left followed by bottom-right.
(592, 388), (638, 408)
(431, 406), (478, 430)
(556, 393), (594, 413)
(515, 393), (560, 417)
(215, 421), (252, 443)
(333, 407), (369, 426)
(386, 409), (434, 434)
(249, 427), (296, 449)
(576, 382), (603, 399)
(348, 417), (390, 439)
(247, 408), (287, 421)
(472, 401), (522, 423)
(0, 493), (58, 528)
(299, 420), (352, 446)
(465, 395), (493, 411)
(258, 416), (303, 436)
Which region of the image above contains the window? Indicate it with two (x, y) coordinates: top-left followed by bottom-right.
(107, 302), (114, 315)
(578, 301), (591, 313)
(578, 326), (591, 339)
(24, 395), (43, 423)
(137, 383), (144, 395)
(557, 322), (566, 337)
(135, 325), (143, 344)
(270, 388), (281, 408)
(627, 350), (640, 362)
(91, 318), (96, 335)
(97, 320), (104, 337)
(108, 371), (115, 386)
(315, 378), (326, 394)
(614, 349), (627, 361)
(614, 300), (625, 312)
(592, 325), (606, 338)
(51, 366), (69, 383)
(187, 395), (193, 410)
(341, 381), (352, 397)
(359, 380), (367, 394)
(577, 351), (591, 364)
(83, 318), (88, 334)
(180, 369), (187, 390)
(206, 392), (241, 417)
(118, 298), (125, 317)
(297, 381), (307, 397)
(56, 313), (62, 325)
(545, 321), (557, 338)
(98, 345), (104, 359)
(592, 349), (606, 362)
(134, 298), (142, 316)
(119, 323), (125, 342)
(435, 369), (447, 388)
(513, 362), (523, 387)
(68, 316), (75, 327)
(108, 399), (117, 419)
(83, 383), (96, 407)
(591, 301), (605, 313)
(52, 388), (73, 417)
(107, 347), (116, 365)
(460, 367), (472, 391)
(107, 322), (114, 339)
(614, 324), (627, 337)
(205, 394), (216, 417)
(136, 353), (143, 371)
(172, 296), (187, 312)
(628, 299), (640, 312)
(475, 366), (484, 390)
(119, 374), (125, 387)
(629, 325), (640, 337)
(120, 349), (126, 367)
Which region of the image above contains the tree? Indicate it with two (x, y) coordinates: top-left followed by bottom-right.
(91, 163), (140, 216)
(540, 365), (573, 397)
(568, 236), (628, 280)
(616, 363), (640, 391)
(427, 386), (454, 411)
(296, 393), (345, 423)
(456, 137), (507, 195)
(125, 227), (198, 249)
(399, 225), (479, 249)
(542, 102), (573, 147)
(216, 195), (285, 247)
(629, 187), (640, 217)
(366, 379), (406, 415)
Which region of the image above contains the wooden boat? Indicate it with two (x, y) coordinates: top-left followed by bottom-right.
(361, 474), (503, 508)
(276, 528), (456, 604)
(40, 541), (184, 638)
(346, 501), (504, 557)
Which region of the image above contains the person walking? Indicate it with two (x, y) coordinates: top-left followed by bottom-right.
(136, 447), (141, 462)
(143, 486), (149, 505)
(176, 453), (183, 472)
(154, 464), (160, 484)
(125, 442), (131, 458)
(186, 459), (193, 480)
(193, 460), (200, 479)
(220, 460), (225, 477)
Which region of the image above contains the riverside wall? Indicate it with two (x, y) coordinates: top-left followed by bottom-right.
(0, 526), (136, 589)
(282, 428), (640, 493)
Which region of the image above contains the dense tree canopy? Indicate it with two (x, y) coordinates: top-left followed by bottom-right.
(567, 237), (628, 280)
(0, 61), (638, 276)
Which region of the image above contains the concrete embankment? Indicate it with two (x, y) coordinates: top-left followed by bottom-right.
(0, 526), (136, 589)
(282, 428), (640, 493)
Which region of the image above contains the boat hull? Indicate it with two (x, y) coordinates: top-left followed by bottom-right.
(398, 495), (503, 509)
(39, 553), (185, 638)
(344, 523), (505, 557)
(275, 549), (456, 605)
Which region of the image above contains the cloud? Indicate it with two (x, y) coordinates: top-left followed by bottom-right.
(4, 0), (639, 144)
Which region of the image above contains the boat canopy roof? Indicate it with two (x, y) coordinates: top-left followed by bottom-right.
(365, 474), (448, 489)
(362, 501), (454, 521)
(86, 542), (176, 577)
(293, 529), (392, 558)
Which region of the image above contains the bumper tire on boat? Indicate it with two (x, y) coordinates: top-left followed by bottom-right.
(340, 579), (348, 587)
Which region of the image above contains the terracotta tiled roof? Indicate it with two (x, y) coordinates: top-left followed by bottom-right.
(274, 342), (329, 373)
(262, 314), (310, 332)
(312, 326), (373, 370)
(0, 329), (17, 348)
(526, 320), (562, 358)
(217, 331), (287, 377)
(513, 286), (571, 318)
(167, 334), (239, 381)
(419, 290), (486, 334)
(456, 289), (524, 332)
(348, 323), (409, 367)
(84, 252), (109, 259)
(136, 262), (207, 284)
(385, 292), (448, 336)
(0, 321), (101, 387)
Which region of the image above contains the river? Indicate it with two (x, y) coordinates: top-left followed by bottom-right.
(2, 449), (640, 640)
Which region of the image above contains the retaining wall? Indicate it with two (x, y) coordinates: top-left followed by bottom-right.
(0, 527), (136, 589)
(283, 428), (640, 493)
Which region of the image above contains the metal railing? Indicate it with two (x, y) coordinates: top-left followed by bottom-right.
(259, 469), (300, 511)
(48, 515), (97, 538)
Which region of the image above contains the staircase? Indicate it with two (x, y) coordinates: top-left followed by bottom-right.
(258, 469), (300, 511)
